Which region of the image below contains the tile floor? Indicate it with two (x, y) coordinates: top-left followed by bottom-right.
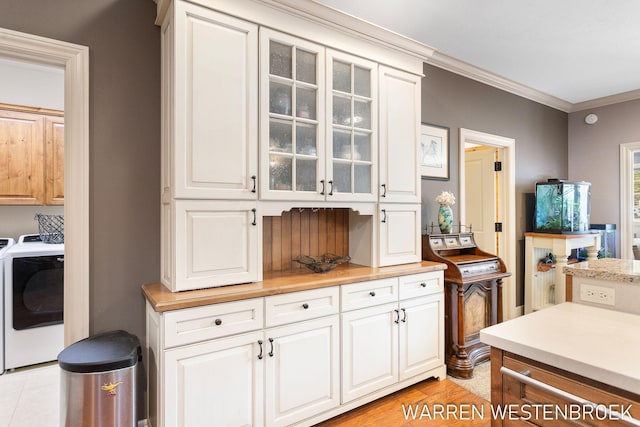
(0, 362), (60, 426)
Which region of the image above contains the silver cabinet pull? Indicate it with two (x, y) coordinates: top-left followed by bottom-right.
(500, 366), (640, 426)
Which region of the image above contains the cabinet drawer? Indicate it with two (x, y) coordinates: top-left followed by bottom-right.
(164, 298), (263, 348)
(341, 278), (398, 311)
(398, 272), (443, 300)
(265, 287), (339, 327)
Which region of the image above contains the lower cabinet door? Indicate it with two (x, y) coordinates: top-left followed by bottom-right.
(399, 294), (444, 381)
(341, 302), (399, 403)
(378, 204), (421, 266)
(164, 331), (264, 427)
(265, 316), (340, 427)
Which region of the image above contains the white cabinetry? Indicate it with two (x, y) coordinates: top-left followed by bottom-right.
(146, 270), (445, 427)
(264, 316), (340, 427)
(325, 49), (378, 202)
(164, 200), (259, 291)
(341, 272), (445, 403)
(259, 29), (325, 201)
(378, 66), (421, 204)
(161, 1), (261, 292)
(164, 331), (264, 426)
(378, 204), (421, 266)
(163, 1), (258, 200)
(259, 31), (378, 203)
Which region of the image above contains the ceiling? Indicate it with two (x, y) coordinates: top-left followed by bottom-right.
(313, 0), (640, 110)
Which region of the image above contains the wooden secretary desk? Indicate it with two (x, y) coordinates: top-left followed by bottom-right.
(422, 232), (510, 378)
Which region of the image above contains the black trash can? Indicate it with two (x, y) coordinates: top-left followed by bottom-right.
(58, 330), (142, 426)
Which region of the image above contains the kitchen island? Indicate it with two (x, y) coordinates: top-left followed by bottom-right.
(481, 303), (640, 426)
(564, 258), (640, 315)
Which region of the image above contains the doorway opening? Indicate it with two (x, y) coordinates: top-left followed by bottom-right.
(619, 142), (640, 260)
(0, 27), (89, 345)
(459, 128), (517, 319)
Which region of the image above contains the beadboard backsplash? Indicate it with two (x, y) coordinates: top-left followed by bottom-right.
(263, 208), (350, 273)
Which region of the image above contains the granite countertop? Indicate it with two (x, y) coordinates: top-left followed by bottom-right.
(480, 302), (640, 395)
(563, 258), (640, 283)
(143, 261), (446, 312)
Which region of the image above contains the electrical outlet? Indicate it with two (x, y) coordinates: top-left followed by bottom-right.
(579, 284), (615, 306)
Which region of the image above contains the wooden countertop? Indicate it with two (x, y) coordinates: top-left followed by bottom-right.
(563, 258), (640, 283)
(142, 261), (446, 312)
(480, 302), (640, 395)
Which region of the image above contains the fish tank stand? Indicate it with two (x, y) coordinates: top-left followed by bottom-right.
(524, 232), (600, 314)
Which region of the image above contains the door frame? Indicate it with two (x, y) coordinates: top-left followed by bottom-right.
(0, 27), (90, 345)
(619, 141), (640, 260)
(459, 128), (517, 319)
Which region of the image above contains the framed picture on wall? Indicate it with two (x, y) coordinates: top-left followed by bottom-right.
(420, 123), (449, 180)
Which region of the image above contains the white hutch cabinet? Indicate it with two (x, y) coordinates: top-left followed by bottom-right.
(158, 0), (429, 292)
(150, 0), (439, 425)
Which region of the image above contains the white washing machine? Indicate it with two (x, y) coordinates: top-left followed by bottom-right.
(3, 234), (64, 371)
(0, 237), (16, 373)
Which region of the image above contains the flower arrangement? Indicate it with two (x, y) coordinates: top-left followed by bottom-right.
(435, 191), (456, 206)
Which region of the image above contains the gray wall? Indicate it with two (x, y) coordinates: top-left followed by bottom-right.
(420, 63), (568, 305)
(0, 0), (161, 343)
(0, 3), (573, 340)
(569, 99), (640, 255)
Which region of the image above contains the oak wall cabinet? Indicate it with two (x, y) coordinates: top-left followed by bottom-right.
(0, 104), (64, 205)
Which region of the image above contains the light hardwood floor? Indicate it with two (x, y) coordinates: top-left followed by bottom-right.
(316, 378), (491, 427)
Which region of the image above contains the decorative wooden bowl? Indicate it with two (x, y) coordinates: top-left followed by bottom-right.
(293, 253), (351, 273)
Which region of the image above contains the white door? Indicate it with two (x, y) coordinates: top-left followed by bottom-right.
(378, 204), (421, 266)
(164, 332), (264, 427)
(259, 28), (326, 201)
(399, 294), (444, 381)
(170, 200), (259, 291)
(465, 147), (498, 254)
(265, 316), (340, 427)
(378, 66), (421, 203)
(341, 302), (398, 403)
(171, 2), (258, 199)
(325, 49), (378, 202)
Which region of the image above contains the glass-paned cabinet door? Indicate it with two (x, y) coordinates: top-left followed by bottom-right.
(326, 50), (377, 202)
(260, 29), (325, 200)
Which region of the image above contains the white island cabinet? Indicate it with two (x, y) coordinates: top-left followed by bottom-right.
(145, 265), (446, 427)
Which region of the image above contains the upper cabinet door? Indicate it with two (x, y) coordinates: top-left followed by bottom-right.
(170, 2), (258, 200)
(326, 50), (378, 202)
(378, 66), (421, 204)
(0, 109), (45, 205)
(45, 116), (64, 205)
(260, 29), (325, 201)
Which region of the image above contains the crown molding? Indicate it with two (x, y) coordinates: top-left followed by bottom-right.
(570, 88), (640, 113)
(428, 51), (573, 113)
(271, 0), (436, 62)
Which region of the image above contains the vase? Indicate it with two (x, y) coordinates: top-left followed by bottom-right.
(438, 204), (453, 234)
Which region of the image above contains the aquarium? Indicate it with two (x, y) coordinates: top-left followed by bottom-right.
(534, 180), (591, 234)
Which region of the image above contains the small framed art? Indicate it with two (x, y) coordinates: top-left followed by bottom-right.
(420, 123), (449, 180)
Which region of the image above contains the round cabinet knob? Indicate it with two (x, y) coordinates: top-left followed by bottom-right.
(369, 291), (376, 297)
(302, 303), (309, 309)
(420, 282), (427, 288)
(214, 319), (222, 326)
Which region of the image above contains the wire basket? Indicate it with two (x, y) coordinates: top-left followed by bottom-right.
(34, 214), (64, 244)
